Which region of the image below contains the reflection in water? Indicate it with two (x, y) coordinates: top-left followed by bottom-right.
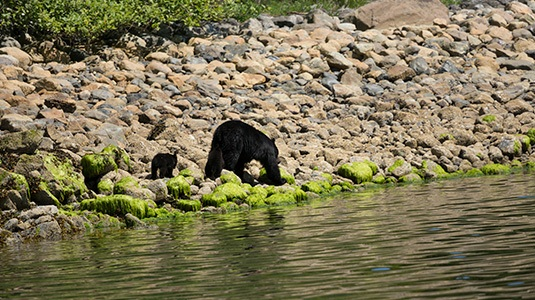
(1, 174), (535, 299)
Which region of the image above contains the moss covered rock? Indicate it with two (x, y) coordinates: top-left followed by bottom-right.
(248, 185), (268, 198)
(201, 191), (228, 207)
(14, 153), (88, 206)
(418, 160), (449, 180)
(81, 153), (118, 180)
(399, 173), (422, 183)
(167, 175), (191, 199)
(517, 135), (531, 152)
(464, 168), (484, 177)
(81, 145), (131, 180)
(101, 145), (131, 171)
(220, 172), (242, 184)
(480, 163), (510, 175)
(0, 168), (31, 210)
(0, 130), (43, 154)
(259, 167), (295, 185)
(292, 187), (308, 203)
(337, 161), (376, 184)
(97, 178), (114, 195)
(113, 176), (140, 195)
(264, 192), (297, 206)
(175, 199), (201, 212)
(387, 159), (412, 177)
(244, 193), (267, 207)
(220, 201), (240, 212)
(213, 182), (247, 202)
(527, 128), (535, 146)
(301, 179), (331, 194)
(80, 194), (154, 219)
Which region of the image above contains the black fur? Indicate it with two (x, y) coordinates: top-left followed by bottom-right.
(151, 152), (177, 179)
(205, 120), (286, 185)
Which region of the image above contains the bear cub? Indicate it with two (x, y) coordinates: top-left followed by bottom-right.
(205, 120), (286, 185)
(151, 152), (177, 179)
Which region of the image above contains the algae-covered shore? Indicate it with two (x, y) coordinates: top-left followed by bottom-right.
(1, 1), (535, 247)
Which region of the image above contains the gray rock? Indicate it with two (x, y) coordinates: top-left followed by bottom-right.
(19, 205), (59, 222)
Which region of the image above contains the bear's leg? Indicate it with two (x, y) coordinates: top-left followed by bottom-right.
(151, 163), (159, 179)
(205, 147), (224, 179)
(162, 166), (173, 178)
(232, 157), (248, 179)
(262, 155), (286, 185)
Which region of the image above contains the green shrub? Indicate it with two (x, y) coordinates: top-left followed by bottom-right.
(0, 0), (261, 44)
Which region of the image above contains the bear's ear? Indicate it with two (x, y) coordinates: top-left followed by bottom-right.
(271, 137), (276, 142)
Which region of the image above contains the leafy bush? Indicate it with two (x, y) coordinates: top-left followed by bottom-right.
(0, 0), (261, 44)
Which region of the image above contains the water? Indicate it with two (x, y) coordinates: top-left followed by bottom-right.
(1, 174), (535, 299)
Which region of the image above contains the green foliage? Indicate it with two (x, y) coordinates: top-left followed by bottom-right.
(0, 0), (259, 44)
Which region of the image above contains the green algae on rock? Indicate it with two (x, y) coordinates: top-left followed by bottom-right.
(337, 161), (377, 184)
(526, 129), (535, 146)
(480, 163), (511, 175)
(81, 153), (117, 180)
(167, 175), (191, 199)
(301, 179), (332, 194)
(244, 193), (267, 207)
(97, 178), (114, 195)
(201, 191), (228, 207)
(264, 192), (297, 206)
(14, 153), (88, 206)
(482, 115), (496, 123)
(0, 130), (43, 154)
(113, 176), (140, 195)
(417, 160), (449, 180)
(80, 194), (155, 219)
(101, 145), (131, 171)
(259, 167), (295, 185)
(81, 145), (131, 180)
(213, 182), (247, 202)
(220, 172), (242, 184)
(175, 199), (201, 212)
(0, 168), (31, 210)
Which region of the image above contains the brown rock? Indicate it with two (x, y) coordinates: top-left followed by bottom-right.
(355, 0), (449, 30)
(0, 47), (32, 67)
(387, 65), (416, 81)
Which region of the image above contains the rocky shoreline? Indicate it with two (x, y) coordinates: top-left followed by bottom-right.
(1, 0), (535, 247)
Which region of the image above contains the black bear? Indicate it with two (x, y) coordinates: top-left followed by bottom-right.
(205, 120), (286, 185)
(151, 152), (177, 179)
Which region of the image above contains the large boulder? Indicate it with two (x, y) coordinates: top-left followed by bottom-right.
(354, 0), (449, 30)
(14, 153), (88, 206)
(0, 130), (43, 154)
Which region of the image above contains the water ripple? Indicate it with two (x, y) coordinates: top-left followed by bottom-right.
(1, 174), (535, 299)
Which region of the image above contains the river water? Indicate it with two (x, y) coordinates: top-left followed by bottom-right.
(1, 173), (535, 299)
